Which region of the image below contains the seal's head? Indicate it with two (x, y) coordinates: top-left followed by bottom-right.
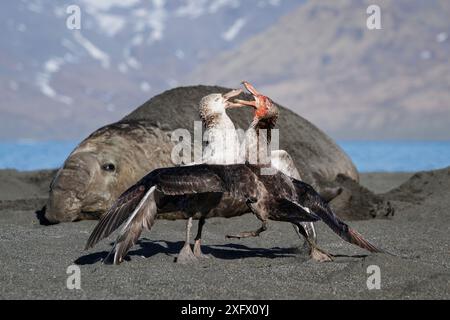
(233, 81), (279, 129)
(45, 122), (173, 223)
(45, 142), (128, 223)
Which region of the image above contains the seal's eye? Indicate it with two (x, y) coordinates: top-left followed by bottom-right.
(102, 163), (115, 172)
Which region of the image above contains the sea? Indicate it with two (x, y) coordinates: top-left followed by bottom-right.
(0, 140), (449, 173)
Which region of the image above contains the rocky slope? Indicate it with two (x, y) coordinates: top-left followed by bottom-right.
(188, 0), (450, 139)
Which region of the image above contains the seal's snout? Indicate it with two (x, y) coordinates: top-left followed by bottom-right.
(45, 189), (83, 223)
(45, 152), (98, 223)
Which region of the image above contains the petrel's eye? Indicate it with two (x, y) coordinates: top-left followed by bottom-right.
(102, 163), (115, 172)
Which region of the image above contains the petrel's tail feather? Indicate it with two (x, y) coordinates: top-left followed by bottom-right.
(292, 179), (383, 253)
(316, 204), (383, 253)
(345, 226), (383, 253)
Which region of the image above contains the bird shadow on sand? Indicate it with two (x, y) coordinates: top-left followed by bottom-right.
(75, 239), (303, 265)
(331, 253), (368, 259)
(328, 253), (369, 264)
(75, 251), (108, 265)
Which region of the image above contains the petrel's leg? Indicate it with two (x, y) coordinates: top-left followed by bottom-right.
(226, 221), (268, 239)
(226, 201), (269, 239)
(291, 187), (339, 262)
(177, 217), (198, 263)
(292, 222), (316, 249)
(294, 223), (333, 262)
(193, 216), (210, 259)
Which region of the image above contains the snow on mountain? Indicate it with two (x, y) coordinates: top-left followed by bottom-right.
(4, 0), (447, 141)
(188, 0), (450, 140)
(0, 0), (299, 140)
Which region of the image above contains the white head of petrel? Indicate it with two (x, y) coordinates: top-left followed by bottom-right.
(198, 89), (244, 129)
(198, 89), (247, 165)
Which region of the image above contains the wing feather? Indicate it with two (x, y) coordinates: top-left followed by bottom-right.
(153, 165), (226, 195)
(111, 187), (158, 264)
(85, 183), (151, 250)
(85, 165), (227, 252)
(272, 198), (320, 222)
(292, 179), (383, 253)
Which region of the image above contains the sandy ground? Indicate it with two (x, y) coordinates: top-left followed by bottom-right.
(0, 169), (448, 299)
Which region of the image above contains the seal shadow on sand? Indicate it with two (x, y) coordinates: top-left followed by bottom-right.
(35, 206), (57, 226)
(74, 239), (368, 265)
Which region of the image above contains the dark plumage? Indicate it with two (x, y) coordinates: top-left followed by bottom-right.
(85, 163), (382, 264)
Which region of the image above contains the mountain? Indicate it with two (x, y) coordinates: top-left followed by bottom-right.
(0, 0), (300, 140)
(188, 0), (450, 140)
(2, 0), (449, 140)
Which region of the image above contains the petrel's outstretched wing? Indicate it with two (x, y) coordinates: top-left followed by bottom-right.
(292, 179), (383, 253)
(110, 186), (158, 264)
(152, 164), (226, 195)
(85, 182), (152, 250)
(85, 165), (227, 261)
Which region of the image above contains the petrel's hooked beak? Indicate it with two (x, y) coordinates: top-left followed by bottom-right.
(232, 98), (257, 108)
(223, 89), (247, 109)
(241, 80), (261, 96)
(235, 81), (277, 123)
(230, 80), (259, 109)
(223, 89), (242, 100)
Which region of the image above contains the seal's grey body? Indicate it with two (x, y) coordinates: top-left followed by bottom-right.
(45, 85), (390, 223)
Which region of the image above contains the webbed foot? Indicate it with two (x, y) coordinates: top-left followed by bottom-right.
(176, 243), (198, 264)
(193, 240), (210, 259)
(310, 246), (333, 262)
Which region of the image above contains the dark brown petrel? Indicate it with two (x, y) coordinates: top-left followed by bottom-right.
(85, 162), (382, 265)
(228, 81), (341, 261)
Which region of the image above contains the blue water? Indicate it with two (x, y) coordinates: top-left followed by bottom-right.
(339, 141), (450, 172)
(0, 141), (78, 171)
(0, 140), (449, 172)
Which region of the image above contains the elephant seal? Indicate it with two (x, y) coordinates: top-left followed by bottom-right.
(46, 121), (174, 222)
(44, 85), (392, 223)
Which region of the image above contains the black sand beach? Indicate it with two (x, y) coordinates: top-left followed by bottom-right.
(0, 168), (448, 299)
